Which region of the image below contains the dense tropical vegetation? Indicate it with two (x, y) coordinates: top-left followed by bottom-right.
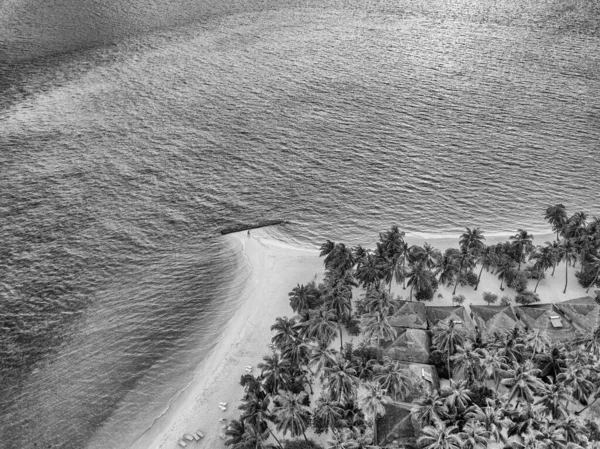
(224, 206), (600, 448)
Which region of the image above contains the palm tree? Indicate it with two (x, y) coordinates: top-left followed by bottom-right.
(501, 361), (546, 405)
(361, 310), (397, 356)
(452, 247), (476, 295)
(510, 229), (535, 271)
(443, 379), (472, 413)
(540, 346), (566, 381)
(565, 212), (588, 239)
(475, 245), (497, 290)
(313, 396), (344, 437)
(238, 391), (274, 433)
(465, 399), (509, 443)
(460, 420), (490, 449)
(460, 227), (486, 255)
(323, 358), (360, 403)
(561, 238), (579, 293)
(288, 283), (318, 314)
(524, 329), (551, 359)
(271, 316), (298, 350)
(417, 421), (463, 449)
(535, 379), (570, 420)
(224, 419), (246, 447)
(320, 241), (355, 274)
(411, 390), (447, 428)
(479, 348), (509, 388)
(585, 254), (600, 293)
(303, 308), (339, 346)
(422, 243), (442, 269)
(530, 246), (555, 292)
(273, 390), (312, 442)
(432, 320), (466, 378)
(556, 416), (589, 445)
(451, 346), (483, 383)
(308, 343), (338, 381)
(546, 240), (562, 275)
(228, 425), (278, 449)
(435, 248), (459, 286)
(258, 352), (291, 394)
(496, 255), (514, 291)
(406, 261), (431, 301)
(373, 359), (413, 401)
(557, 365), (594, 406)
(354, 254), (382, 289)
(379, 225), (407, 292)
(545, 204), (568, 241)
(323, 281), (353, 351)
(359, 381), (391, 445)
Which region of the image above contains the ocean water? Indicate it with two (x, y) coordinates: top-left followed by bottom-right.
(1, 0), (600, 447)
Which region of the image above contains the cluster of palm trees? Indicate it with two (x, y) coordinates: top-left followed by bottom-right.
(414, 323), (600, 448)
(224, 255), (419, 448)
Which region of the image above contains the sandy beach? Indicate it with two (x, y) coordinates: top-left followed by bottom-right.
(134, 229), (591, 449)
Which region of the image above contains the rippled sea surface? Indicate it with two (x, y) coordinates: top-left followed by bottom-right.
(1, 0), (599, 447)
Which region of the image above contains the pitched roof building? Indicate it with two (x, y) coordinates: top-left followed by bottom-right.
(553, 296), (600, 334)
(514, 303), (574, 343)
(389, 301), (428, 329)
(426, 305), (476, 333)
(377, 402), (419, 448)
(395, 361), (439, 402)
(470, 305), (522, 338)
(383, 328), (431, 364)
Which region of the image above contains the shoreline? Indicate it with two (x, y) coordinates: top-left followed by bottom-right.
(132, 228), (324, 449)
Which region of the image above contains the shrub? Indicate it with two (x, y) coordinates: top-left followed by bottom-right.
(283, 440), (324, 449)
(429, 349), (450, 379)
(500, 295), (512, 306)
(452, 294), (466, 306)
(344, 315), (361, 336)
(469, 384), (496, 408)
(524, 265), (543, 280)
(459, 270), (479, 287)
(575, 263), (598, 290)
(415, 286), (434, 302)
(482, 291), (498, 305)
(507, 270), (528, 293)
(587, 419), (600, 442)
(515, 290), (540, 306)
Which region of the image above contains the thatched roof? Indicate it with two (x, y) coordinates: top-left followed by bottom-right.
(377, 401), (418, 448)
(514, 304), (574, 343)
(470, 305), (522, 337)
(553, 296), (600, 334)
(394, 362), (439, 402)
(389, 301), (428, 329)
(383, 328), (431, 364)
(426, 306), (475, 333)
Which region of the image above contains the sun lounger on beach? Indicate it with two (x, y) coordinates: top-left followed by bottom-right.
(195, 430), (205, 439)
(219, 418), (227, 423)
(219, 405), (227, 411)
(219, 402), (227, 406)
(246, 365), (252, 370)
(183, 434), (195, 442)
(178, 439), (187, 448)
(219, 433), (226, 439)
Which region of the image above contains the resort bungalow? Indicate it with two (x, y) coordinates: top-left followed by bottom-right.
(470, 305), (523, 339)
(425, 305), (476, 334)
(377, 401), (419, 449)
(382, 328), (431, 364)
(553, 296), (600, 334)
(389, 300), (428, 329)
(514, 304), (574, 343)
(395, 361), (439, 402)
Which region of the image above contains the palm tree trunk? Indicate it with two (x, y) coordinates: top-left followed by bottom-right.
(269, 429), (284, 449)
(475, 264), (485, 290)
(500, 276), (504, 291)
(552, 262), (556, 275)
(586, 267), (600, 293)
(339, 323), (344, 352)
(302, 430), (309, 442)
(402, 258), (406, 289)
(563, 259), (568, 294)
(576, 395), (600, 415)
(447, 345), (452, 380)
(409, 284), (414, 302)
(453, 267), (462, 295)
(373, 420), (378, 446)
(534, 276), (541, 293)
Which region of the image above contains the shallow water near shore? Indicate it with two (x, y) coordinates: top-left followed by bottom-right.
(1, 0), (600, 447)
